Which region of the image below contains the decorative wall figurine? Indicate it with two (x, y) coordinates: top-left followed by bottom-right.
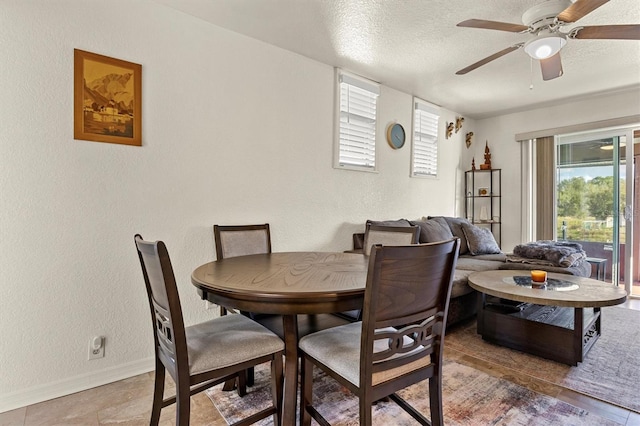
(455, 117), (464, 133)
(445, 122), (454, 139)
(480, 141), (492, 170)
(471, 157), (476, 170)
(465, 132), (474, 148)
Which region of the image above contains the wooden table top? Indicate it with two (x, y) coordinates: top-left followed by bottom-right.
(191, 251), (369, 313)
(468, 270), (627, 308)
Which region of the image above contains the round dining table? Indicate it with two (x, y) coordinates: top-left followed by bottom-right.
(191, 251), (369, 426)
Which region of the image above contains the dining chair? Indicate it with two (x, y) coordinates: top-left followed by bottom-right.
(213, 224), (274, 392)
(213, 224), (271, 316)
(213, 223), (351, 391)
(299, 238), (460, 426)
(134, 235), (284, 426)
(214, 223), (272, 260)
(363, 224), (420, 256)
(336, 224), (421, 322)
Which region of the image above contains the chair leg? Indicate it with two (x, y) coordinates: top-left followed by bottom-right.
(389, 393), (431, 425)
(300, 356), (313, 426)
(175, 378), (191, 426)
(236, 369), (247, 397)
(359, 395), (373, 426)
(428, 374), (444, 426)
(270, 355), (284, 426)
(222, 378), (236, 392)
(150, 364), (165, 426)
(246, 366), (255, 386)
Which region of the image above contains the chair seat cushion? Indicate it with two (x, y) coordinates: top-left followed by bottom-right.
(299, 322), (431, 387)
(185, 314), (284, 375)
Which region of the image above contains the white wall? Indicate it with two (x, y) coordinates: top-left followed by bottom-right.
(466, 89), (640, 252)
(0, 0), (470, 411)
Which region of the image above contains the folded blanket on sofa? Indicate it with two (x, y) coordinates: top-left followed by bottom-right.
(505, 255), (557, 267)
(509, 240), (586, 268)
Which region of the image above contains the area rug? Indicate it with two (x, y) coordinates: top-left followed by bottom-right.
(445, 306), (640, 413)
(206, 359), (616, 425)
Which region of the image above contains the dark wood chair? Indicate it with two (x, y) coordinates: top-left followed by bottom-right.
(134, 235), (284, 426)
(362, 224), (420, 256)
(335, 224), (421, 322)
(213, 224), (274, 392)
(213, 224), (272, 316)
(299, 238), (460, 426)
(213, 223), (351, 391)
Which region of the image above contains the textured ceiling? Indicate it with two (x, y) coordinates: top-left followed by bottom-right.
(153, 0), (640, 118)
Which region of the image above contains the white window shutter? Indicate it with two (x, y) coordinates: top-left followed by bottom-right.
(336, 71), (379, 170)
(412, 99), (440, 177)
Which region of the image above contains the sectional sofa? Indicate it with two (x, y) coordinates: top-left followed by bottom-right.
(352, 216), (590, 326)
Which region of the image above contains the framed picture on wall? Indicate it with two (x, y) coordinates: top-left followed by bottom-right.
(74, 49), (142, 146)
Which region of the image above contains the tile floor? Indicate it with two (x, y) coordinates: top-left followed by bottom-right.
(2, 298), (639, 426)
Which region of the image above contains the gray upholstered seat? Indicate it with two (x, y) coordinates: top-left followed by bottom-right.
(185, 315), (284, 375)
(299, 323), (426, 387)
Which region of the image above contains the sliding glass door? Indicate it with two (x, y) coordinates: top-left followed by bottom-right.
(556, 127), (635, 294)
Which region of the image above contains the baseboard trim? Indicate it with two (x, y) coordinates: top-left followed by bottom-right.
(0, 357), (155, 414)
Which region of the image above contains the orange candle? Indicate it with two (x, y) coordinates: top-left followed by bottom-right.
(531, 270), (547, 283)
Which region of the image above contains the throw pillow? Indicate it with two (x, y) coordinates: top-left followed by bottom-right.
(409, 219), (454, 243)
(427, 216), (470, 255)
(461, 223), (501, 255)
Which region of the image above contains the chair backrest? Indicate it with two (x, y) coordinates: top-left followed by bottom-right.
(213, 224), (272, 260)
(362, 224), (420, 256)
(359, 238), (460, 389)
(135, 235), (188, 381)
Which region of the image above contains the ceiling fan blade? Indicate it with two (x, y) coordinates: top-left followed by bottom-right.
(573, 25), (640, 40)
(456, 45), (522, 75)
(557, 0), (609, 23)
(540, 52), (563, 81)
(457, 19), (529, 33)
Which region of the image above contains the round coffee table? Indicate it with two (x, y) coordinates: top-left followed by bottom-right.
(468, 270), (627, 365)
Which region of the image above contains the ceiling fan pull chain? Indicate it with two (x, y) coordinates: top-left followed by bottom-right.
(529, 57), (534, 90)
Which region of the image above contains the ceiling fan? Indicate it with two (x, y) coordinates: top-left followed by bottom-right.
(455, 0), (640, 80)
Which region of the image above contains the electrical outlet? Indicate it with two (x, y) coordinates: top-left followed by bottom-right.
(88, 336), (105, 360)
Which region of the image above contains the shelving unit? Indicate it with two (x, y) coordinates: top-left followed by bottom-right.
(465, 168), (501, 247)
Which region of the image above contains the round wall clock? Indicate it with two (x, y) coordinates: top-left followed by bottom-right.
(386, 123), (406, 149)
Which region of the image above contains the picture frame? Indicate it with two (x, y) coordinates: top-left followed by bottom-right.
(478, 187), (489, 196)
(74, 49), (142, 146)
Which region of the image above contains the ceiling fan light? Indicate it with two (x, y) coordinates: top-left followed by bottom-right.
(600, 142), (626, 150)
(524, 33), (567, 59)
(536, 44), (553, 58)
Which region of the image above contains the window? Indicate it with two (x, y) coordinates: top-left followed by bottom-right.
(411, 99), (439, 177)
(335, 70), (379, 171)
